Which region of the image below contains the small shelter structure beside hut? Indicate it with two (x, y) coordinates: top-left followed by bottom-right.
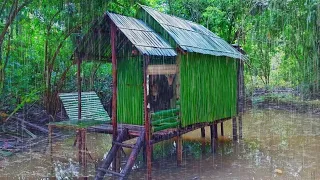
(48, 5), (245, 180)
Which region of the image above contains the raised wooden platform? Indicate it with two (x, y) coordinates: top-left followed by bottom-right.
(88, 124), (144, 137)
(88, 117), (232, 144)
(91, 116), (239, 179)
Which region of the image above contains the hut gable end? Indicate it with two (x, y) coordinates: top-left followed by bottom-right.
(76, 12), (176, 61)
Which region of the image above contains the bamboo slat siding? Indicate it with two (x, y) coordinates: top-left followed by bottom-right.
(180, 54), (238, 127)
(117, 56), (144, 125)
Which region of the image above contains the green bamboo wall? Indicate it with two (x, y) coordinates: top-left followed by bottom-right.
(180, 53), (238, 127)
(117, 56), (144, 125)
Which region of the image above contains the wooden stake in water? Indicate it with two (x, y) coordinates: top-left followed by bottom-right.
(176, 135), (183, 166)
(201, 127), (206, 153)
(232, 117), (238, 141)
(210, 124), (216, 154)
(221, 122), (224, 136)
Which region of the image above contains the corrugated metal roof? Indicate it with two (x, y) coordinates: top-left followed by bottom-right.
(140, 5), (244, 59)
(75, 12), (176, 61)
(107, 12), (176, 56)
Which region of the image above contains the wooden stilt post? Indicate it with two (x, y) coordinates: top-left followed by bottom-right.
(110, 20), (120, 172)
(236, 59), (244, 140)
(201, 127), (206, 153)
(143, 56), (152, 180)
(48, 125), (54, 176)
(81, 129), (87, 171)
(176, 135), (182, 166)
(76, 46), (83, 165)
(78, 129), (82, 163)
(143, 142), (146, 163)
(232, 117), (238, 141)
(48, 125), (52, 155)
(238, 115), (243, 139)
(214, 123), (218, 139)
(220, 122), (224, 136)
(210, 125), (216, 154)
(201, 127), (205, 137)
(77, 58), (82, 121)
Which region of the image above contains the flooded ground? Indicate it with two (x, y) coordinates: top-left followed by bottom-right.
(0, 109), (319, 179)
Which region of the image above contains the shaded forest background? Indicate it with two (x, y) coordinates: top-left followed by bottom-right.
(0, 0), (319, 118)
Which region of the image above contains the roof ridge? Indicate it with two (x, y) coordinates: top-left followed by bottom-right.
(139, 5), (223, 40)
(140, 4), (190, 23)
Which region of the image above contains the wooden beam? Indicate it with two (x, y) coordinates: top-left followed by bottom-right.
(121, 130), (145, 179)
(95, 129), (129, 179)
(176, 54), (181, 99)
(147, 64), (177, 75)
(151, 117), (233, 145)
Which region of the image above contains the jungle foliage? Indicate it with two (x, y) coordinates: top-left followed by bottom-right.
(0, 0), (319, 116)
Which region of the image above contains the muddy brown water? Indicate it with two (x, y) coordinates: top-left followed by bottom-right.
(0, 109), (319, 179)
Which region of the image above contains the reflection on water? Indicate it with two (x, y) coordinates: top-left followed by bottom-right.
(0, 109), (319, 179)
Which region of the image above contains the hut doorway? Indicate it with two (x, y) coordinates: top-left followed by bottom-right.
(148, 74), (175, 112)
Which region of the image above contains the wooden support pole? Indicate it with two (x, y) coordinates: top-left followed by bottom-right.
(210, 125), (216, 154)
(238, 115), (243, 139)
(110, 20), (119, 172)
(144, 56), (152, 180)
(76, 50), (83, 166)
(176, 135), (183, 166)
(77, 57), (82, 120)
(236, 59), (244, 140)
(220, 122), (224, 136)
(232, 117), (238, 141)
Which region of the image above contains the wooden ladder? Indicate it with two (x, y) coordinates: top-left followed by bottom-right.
(95, 128), (145, 180)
